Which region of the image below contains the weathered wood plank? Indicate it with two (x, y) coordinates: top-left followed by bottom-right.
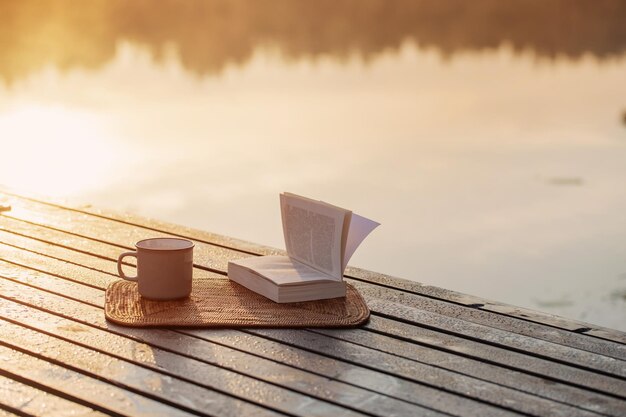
(0, 260), (493, 417)
(0, 222), (217, 283)
(4, 257), (623, 417)
(2, 202), (625, 358)
(310, 326), (626, 416)
(191, 328), (624, 417)
(1, 222), (624, 377)
(2, 190), (623, 343)
(0, 374), (107, 417)
(2, 191), (626, 416)
(3, 262), (620, 415)
(343, 268), (624, 342)
(175, 332), (454, 415)
(0, 259), (105, 308)
(353, 285), (626, 378)
(2, 202), (237, 273)
(358, 300), (626, 397)
(247, 325), (626, 402)
(0, 244), (116, 290)
(4, 199), (626, 359)
(2, 230), (625, 403)
(0, 321), (293, 417)
(0, 256), (488, 416)
(0, 272), (530, 417)
(359, 316), (625, 413)
(0, 345), (195, 417)
(0, 293), (443, 417)
(0, 287), (382, 417)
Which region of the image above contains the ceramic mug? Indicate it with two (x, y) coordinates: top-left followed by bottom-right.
(117, 237), (194, 300)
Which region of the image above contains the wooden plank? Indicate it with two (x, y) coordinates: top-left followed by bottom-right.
(188, 328), (625, 417)
(358, 316), (625, 413)
(0, 258), (488, 417)
(0, 374), (107, 417)
(2, 201), (625, 355)
(353, 284), (626, 378)
(71, 206), (626, 343)
(0, 291), (381, 417)
(0, 294), (443, 417)
(0, 219), (205, 283)
(358, 299), (626, 396)
(2, 189), (624, 343)
(0, 345), (195, 417)
(2, 230), (625, 398)
(0, 243), (117, 289)
(0, 272), (520, 417)
(0, 258), (105, 308)
(3, 214), (625, 370)
(1, 222), (624, 373)
(247, 324), (626, 401)
(2, 202), (237, 273)
(1, 317), (364, 417)
(3, 262), (623, 417)
(0, 262), (490, 417)
(11, 306), (551, 417)
(342, 268), (623, 341)
(310, 325), (626, 416)
(0, 319), (292, 417)
(3, 258), (620, 415)
(1, 193), (624, 412)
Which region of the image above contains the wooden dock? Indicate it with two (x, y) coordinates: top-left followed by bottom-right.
(0, 190), (624, 416)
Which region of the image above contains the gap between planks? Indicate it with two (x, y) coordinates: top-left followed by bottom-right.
(0, 344), (201, 417)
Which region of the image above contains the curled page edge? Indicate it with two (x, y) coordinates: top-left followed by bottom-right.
(342, 213), (380, 271)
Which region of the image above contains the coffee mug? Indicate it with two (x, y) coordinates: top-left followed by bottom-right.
(117, 237), (194, 300)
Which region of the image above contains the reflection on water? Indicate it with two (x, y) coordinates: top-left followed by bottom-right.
(1, 1), (625, 331)
(2, 0), (626, 84)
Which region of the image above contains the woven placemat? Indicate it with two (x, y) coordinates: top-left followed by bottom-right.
(105, 278), (369, 328)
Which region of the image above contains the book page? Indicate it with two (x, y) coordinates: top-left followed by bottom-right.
(231, 255), (338, 286)
(280, 193), (348, 280)
(342, 213), (380, 270)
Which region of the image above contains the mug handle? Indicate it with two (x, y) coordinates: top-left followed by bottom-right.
(117, 251), (138, 282)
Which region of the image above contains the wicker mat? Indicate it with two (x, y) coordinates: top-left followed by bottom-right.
(105, 278), (370, 328)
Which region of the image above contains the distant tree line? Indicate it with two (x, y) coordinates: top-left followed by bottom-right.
(1, 0), (625, 83)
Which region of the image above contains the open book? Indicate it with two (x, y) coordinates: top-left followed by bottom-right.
(228, 192), (379, 303)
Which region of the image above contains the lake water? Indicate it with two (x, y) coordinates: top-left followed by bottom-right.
(1, 1), (625, 331)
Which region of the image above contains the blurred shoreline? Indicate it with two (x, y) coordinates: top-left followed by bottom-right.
(2, 0), (626, 84)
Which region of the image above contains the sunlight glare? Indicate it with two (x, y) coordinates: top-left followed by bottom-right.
(0, 105), (118, 197)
